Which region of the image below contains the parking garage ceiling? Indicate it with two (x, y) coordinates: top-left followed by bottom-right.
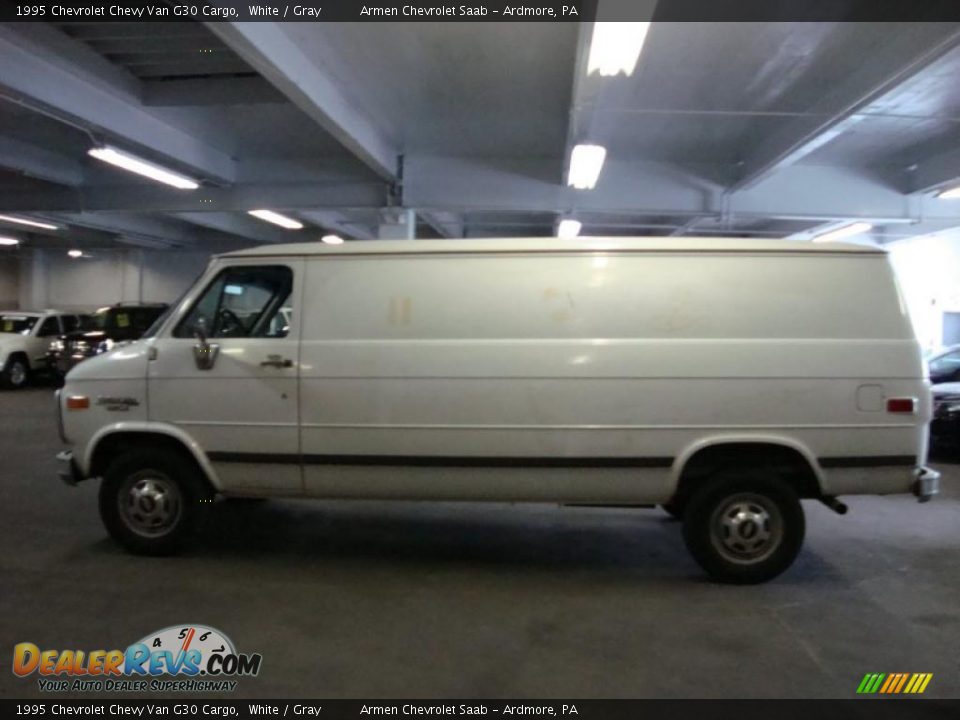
(3, 20), (960, 250)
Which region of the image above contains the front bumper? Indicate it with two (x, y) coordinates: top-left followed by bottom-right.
(56, 450), (83, 486)
(913, 466), (940, 502)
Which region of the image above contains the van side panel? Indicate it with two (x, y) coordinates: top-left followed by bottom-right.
(298, 252), (924, 503)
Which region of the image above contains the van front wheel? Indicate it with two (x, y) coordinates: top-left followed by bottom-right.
(1, 356), (29, 389)
(681, 472), (804, 584)
(99, 450), (207, 555)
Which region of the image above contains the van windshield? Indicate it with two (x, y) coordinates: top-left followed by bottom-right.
(141, 273), (202, 339)
(141, 305), (174, 340)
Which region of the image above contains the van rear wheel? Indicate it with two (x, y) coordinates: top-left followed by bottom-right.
(681, 471), (804, 584)
(99, 449), (208, 555)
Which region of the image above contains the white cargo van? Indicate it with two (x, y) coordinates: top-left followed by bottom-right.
(55, 238), (939, 583)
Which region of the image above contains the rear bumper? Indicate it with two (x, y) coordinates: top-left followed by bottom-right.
(56, 450), (83, 486)
(913, 466), (940, 502)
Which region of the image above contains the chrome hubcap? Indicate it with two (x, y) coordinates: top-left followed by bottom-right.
(9, 362), (25, 386)
(119, 472), (181, 538)
(710, 493), (782, 564)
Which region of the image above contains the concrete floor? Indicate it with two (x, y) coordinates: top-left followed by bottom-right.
(1, 385), (958, 700)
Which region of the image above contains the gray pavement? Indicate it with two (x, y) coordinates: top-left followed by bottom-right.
(1, 386), (958, 699)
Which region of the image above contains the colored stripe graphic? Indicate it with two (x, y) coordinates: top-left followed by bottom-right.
(880, 674), (897, 693)
(857, 673), (885, 694)
(857, 673), (932, 694)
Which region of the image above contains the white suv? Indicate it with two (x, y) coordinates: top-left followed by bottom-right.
(0, 310), (85, 389)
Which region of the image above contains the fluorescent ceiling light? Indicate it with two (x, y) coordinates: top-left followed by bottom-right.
(0, 214), (58, 231)
(0, 237), (20, 246)
(321, 234), (344, 245)
(67, 249), (83, 258)
(248, 210), (303, 230)
(567, 144), (607, 190)
(88, 145), (199, 190)
(587, 22), (652, 77)
(936, 186), (960, 199)
(557, 219), (582, 238)
(812, 222), (873, 243)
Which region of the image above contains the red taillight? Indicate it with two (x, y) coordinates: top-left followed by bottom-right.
(886, 397), (916, 414)
(66, 396), (89, 410)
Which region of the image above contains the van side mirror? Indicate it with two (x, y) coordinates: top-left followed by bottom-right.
(194, 316), (208, 343)
(192, 318), (219, 371)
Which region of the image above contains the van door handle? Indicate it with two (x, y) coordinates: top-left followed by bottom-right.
(261, 355), (294, 368)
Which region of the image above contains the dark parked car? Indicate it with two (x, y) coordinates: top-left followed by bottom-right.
(927, 344), (960, 384)
(47, 303), (168, 376)
(930, 382), (960, 452)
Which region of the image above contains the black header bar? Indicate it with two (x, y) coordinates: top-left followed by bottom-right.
(2, 700), (960, 719)
(5, 0), (960, 23)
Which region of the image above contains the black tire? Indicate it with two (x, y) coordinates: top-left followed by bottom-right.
(98, 448), (210, 556)
(1, 355), (29, 389)
(660, 501), (685, 520)
(682, 471), (805, 584)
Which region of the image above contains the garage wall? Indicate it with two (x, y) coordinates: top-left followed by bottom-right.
(0, 256), (19, 309)
(888, 233), (960, 351)
(17, 248), (211, 312)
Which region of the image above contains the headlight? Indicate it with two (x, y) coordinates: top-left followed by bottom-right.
(95, 338), (114, 354)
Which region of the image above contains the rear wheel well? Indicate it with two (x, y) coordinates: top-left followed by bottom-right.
(89, 432), (215, 496)
(673, 443), (821, 506)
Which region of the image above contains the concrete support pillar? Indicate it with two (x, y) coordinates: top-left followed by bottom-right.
(119, 249), (146, 304)
(19, 248), (48, 310)
(0, 256), (19, 309)
(378, 208), (417, 239)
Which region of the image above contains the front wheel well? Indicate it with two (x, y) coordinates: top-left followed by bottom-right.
(89, 432), (216, 496)
(673, 442), (821, 505)
(5, 351), (29, 368)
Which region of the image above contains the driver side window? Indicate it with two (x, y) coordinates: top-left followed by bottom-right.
(175, 265), (293, 339)
(37, 317), (62, 337)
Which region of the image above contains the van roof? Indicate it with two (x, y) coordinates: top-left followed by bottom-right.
(220, 236), (886, 258)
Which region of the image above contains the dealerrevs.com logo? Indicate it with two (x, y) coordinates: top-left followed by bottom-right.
(12, 624), (262, 693)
